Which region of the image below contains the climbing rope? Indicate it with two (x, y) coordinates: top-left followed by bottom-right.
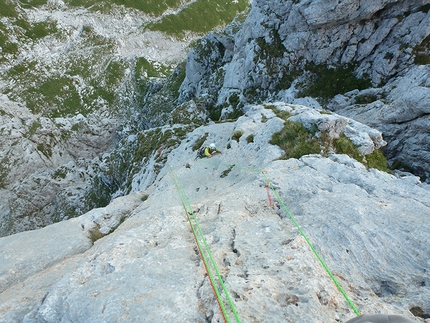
(197, 158), (360, 316)
(169, 165), (242, 323)
(261, 172), (361, 316)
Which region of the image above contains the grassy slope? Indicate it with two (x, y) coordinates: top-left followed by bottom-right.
(1, 0), (250, 118)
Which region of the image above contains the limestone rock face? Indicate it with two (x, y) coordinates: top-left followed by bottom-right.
(0, 95), (116, 237)
(178, 0), (430, 182)
(0, 104), (428, 322)
(329, 65), (430, 181)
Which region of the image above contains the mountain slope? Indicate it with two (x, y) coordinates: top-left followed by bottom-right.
(0, 103), (428, 322)
(0, 0), (250, 236)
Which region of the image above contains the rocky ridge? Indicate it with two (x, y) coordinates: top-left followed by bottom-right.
(1, 0), (237, 236)
(0, 103), (429, 322)
(178, 0), (430, 181)
(1, 0), (430, 320)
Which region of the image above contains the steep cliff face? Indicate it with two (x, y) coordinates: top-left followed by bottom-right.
(1, 2), (430, 320)
(178, 0), (430, 181)
(0, 0), (248, 236)
(1, 104), (429, 322)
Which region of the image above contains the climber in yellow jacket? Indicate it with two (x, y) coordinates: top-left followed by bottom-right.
(195, 143), (222, 160)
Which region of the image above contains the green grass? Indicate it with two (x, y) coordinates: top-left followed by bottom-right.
(232, 131), (243, 142)
(20, 0), (48, 6)
(85, 124), (194, 209)
(268, 109), (389, 171)
(147, 0), (249, 37)
(220, 164), (235, 178)
(135, 57), (171, 79)
(26, 120), (42, 138)
(14, 18), (58, 40)
(138, 61), (187, 125)
(6, 30), (131, 118)
(270, 120), (321, 159)
(0, 157), (10, 189)
(413, 34), (430, 65)
(332, 134), (362, 161)
(299, 63), (372, 102)
(23, 76), (83, 116)
(0, 0), (18, 18)
(193, 133), (209, 150)
(355, 94), (378, 105)
(365, 149), (389, 172)
(333, 134), (388, 171)
(255, 29), (286, 61)
(65, 0), (182, 16)
(0, 22), (18, 58)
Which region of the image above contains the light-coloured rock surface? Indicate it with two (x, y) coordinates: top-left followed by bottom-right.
(1, 104), (428, 322)
(0, 94), (116, 236)
(178, 0), (430, 182)
(328, 65), (430, 181)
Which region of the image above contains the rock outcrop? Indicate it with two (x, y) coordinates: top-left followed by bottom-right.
(0, 95), (116, 236)
(1, 104), (428, 322)
(328, 65), (430, 181)
(178, 0), (430, 181)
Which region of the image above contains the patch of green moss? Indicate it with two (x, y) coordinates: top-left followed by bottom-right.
(26, 120), (41, 138)
(413, 34), (430, 65)
(410, 306), (430, 319)
(0, 0), (18, 18)
(299, 63), (372, 102)
(37, 143), (53, 158)
(232, 131), (243, 142)
(365, 149), (389, 172)
(193, 133), (209, 150)
(220, 164), (235, 178)
(147, 0), (249, 37)
(355, 94), (378, 105)
(0, 156), (10, 189)
(270, 120), (321, 160)
(265, 104), (292, 121)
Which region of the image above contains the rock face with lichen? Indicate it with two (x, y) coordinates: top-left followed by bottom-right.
(179, 0), (430, 181)
(1, 1), (430, 320)
(0, 103), (429, 322)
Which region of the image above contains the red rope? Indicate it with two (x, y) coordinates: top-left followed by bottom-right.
(266, 181), (273, 207)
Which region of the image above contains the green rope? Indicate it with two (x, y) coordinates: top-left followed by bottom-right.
(261, 171), (360, 316)
(197, 158), (360, 316)
(169, 166), (242, 323)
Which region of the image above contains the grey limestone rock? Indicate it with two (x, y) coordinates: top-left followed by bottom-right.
(1, 104), (428, 322)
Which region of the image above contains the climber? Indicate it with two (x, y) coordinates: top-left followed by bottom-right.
(195, 143), (222, 160)
(345, 314), (416, 323)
